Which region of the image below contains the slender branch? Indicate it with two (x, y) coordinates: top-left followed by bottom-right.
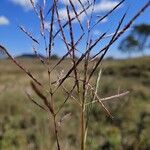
(88, 83), (113, 119)
(86, 91), (130, 106)
(0, 45), (42, 86)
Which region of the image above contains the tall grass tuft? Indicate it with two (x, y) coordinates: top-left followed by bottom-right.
(0, 0), (150, 149)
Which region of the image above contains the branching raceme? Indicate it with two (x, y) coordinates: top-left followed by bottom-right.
(0, 0), (149, 149)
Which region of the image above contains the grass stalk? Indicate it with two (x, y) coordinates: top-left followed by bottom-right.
(80, 105), (85, 150)
(53, 115), (60, 150)
(0, 0), (149, 149)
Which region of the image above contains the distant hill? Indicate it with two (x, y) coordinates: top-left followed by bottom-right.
(15, 53), (59, 59)
(15, 54), (45, 59)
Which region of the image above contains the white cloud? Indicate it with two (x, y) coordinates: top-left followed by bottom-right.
(44, 22), (50, 30)
(44, 21), (57, 31)
(60, 0), (88, 6)
(93, 30), (102, 36)
(10, 0), (38, 11)
(94, 0), (120, 12)
(0, 16), (10, 26)
(58, 0), (121, 23)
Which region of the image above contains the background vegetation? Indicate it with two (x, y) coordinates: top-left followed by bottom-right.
(0, 56), (149, 150)
(0, 0), (149, 149)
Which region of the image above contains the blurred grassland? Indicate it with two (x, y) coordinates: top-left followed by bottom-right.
(0, 57), (150, 150)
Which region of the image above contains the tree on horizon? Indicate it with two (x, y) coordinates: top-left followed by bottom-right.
(119, 24), (150, 57)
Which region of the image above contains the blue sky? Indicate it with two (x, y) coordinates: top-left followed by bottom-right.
(0, 0), (150, 58)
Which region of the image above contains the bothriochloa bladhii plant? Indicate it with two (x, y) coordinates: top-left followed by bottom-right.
(0, 0), (150, 149)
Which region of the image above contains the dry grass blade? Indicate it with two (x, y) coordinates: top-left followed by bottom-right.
(48, 4), (55, 58)
(0, 45), (42, 86)
(66, 5), (80, 93)
(54, 1), (70, 54)
(45, 3), (54, 18)
(91, 1), (150, 60)
(86, 91), (130, 105)
(50, 52), (70, 73)
(62, 85), (81, 106)
(66, 5), (75, 51)
(74, 33), (85, 47)
(98, 97), (113, 119)
(54, 3), (92, 38)
(50, 33), (84, 73)
(29, 0), (34, 6)
(87, 0), (96, 30)
(19, 26), (39, 44)
(77, 0), (89, 17)
(56, 83), (77, 115)
(88, 84), (113, 119)
(30, 81), (54, 114)
(29, 0), (39, 17)
(87, 12), (127, 82)
(54, 33), (107, 92)
(39, 7), (45, 36)
(68, 33), (85, 54)
(89, 32), (107, 51)
(26, 92), (47, 112)
(93, 69), (102, 101)
(112, 1), (150, 43)
(91, 0), (125, 30)
(31, 81), (47, 103)
(82, 0), (96, 105)
(69, 0), (84, 31)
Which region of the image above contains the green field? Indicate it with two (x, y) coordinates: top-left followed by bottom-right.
(0, 57), (150, 150)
